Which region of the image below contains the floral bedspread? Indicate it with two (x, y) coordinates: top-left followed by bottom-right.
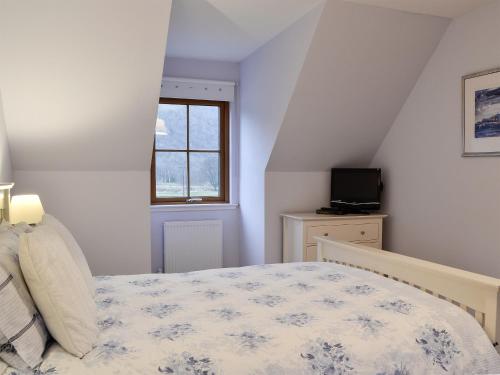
(5, 262), (500, 375)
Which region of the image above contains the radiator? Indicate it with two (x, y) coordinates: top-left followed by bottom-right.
(163, 220), (223, 273)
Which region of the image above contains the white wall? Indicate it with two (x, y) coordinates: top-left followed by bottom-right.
(0, 0), (172, 171)
(14, 171), (150, 276)
(0, 93), (12, 182)
(268, 1), (449, 172)
(371, 0), (500, 277)
(150, 57), (241, 272)
(0, 0), (172, 276)
(239, 4), (324, 266)
(263, 1), (448, 264)
(265, 171), (330, 263)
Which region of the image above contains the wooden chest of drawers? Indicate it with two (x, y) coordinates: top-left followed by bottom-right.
(281, 213), (387, 262)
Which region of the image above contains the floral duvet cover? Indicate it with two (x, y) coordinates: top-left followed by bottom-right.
(5, 262), (500, 375)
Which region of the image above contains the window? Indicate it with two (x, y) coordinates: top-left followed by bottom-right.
(151, 98), (229, 204)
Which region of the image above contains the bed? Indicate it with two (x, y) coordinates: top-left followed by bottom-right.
(5, 239), (500, 375)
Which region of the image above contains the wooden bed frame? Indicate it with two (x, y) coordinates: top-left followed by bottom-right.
(316, 237), (500, 347)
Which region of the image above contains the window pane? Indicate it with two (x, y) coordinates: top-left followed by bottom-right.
(156, 104), (187, 150)
(189, 105), (220, 150)
(189, 153), (220, 197)
(155, 152), (188, 198)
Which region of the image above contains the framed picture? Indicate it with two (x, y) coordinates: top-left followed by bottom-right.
(463, 68), (500, 156)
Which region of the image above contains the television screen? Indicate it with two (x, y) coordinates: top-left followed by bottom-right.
(331, 168), (381, 210)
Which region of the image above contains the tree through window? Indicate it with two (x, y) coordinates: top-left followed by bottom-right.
(151, 98), (229, 204)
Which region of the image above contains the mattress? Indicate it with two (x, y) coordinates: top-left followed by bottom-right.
(5, 262), (500, 374)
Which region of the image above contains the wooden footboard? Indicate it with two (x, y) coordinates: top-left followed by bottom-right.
(316, 237), (500, 346)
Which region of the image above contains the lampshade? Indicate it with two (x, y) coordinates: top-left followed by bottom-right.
(155, 118), (167, 136)
(10, 195), (45, 225)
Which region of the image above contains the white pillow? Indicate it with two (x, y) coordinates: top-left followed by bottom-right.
(19, 225), (98, 358)
(41, 214), (94, 296)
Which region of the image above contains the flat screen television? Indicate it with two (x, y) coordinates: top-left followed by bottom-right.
(330, 168), (382, 213)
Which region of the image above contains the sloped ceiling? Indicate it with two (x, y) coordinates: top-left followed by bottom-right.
(0, 0), (172, 171)
(239, 3), (325, 265)
(166, 0), (322, 61)
(166, 0), (487, 62)
(266, 0), (450, 171)
(345, 0), (494, 18)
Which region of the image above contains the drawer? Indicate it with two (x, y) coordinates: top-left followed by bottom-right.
(305, 246), (317, 262)
(307, 223), (379, 244)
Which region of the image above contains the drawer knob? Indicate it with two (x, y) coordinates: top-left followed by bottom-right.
(324, 233), (329, 236)
(361, 231), (366, 235)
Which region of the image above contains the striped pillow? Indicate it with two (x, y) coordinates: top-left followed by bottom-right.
(0, 266), (48, 370)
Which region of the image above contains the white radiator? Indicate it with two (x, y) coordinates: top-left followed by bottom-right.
(163, 220), (223, 273)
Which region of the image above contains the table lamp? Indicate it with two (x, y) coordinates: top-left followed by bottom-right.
(10, 195), (45, 225)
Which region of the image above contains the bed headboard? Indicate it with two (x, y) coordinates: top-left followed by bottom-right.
(0, 183), (14, 222)
(316, 237), (500, 347)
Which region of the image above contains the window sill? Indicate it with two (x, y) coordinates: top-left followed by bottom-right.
(150, 203), (239, 213)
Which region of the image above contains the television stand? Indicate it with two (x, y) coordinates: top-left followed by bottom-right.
(316, 207), (371, 216)
(281, 212), (388, 262)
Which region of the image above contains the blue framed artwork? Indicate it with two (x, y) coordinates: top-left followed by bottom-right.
(463, 68), (500, 156)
